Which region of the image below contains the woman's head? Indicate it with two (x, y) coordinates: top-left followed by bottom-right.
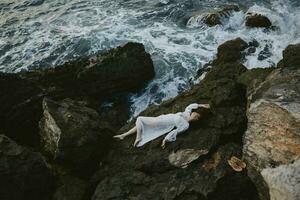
(188, 112), (201, 122)
(188, 105), (211, 122)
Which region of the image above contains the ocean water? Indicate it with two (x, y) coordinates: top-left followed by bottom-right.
(0, 0), (300, 116)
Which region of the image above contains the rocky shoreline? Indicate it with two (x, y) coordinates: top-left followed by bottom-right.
(0, 37), (299, 200)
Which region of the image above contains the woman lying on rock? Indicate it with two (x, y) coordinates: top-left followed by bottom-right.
(114, 103), (210, 148)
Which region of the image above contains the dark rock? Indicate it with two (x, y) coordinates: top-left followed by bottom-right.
(282, 43), (300, 68)
(214, 38), (248, 64)
(0, 135), (55, 200)
(98, 96), (130, 131)
(237, 67), (274, 106)
(0, 42), (154, 148)
(91, 38), (256, 199)
(39, 98), (114, 176)
(53, 175), (87, 200)
(258, 44), (272, 61)
(189, 5), (239, 27)
(0, 73), (45, 148)
(245, 13), (272, 28)
(243, 43), (300, 200)
(248, 40), (259, 48)
(24, 42), (154, 99)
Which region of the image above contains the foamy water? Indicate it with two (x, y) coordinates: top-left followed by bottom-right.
(0, 0), (299, 116)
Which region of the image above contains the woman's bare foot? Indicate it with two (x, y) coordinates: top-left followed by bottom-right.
(113, 134), (125, 140)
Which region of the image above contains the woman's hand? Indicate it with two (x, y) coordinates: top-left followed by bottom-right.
(199, 104), (210, 109)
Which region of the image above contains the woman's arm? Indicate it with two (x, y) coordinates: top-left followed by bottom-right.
(184, 103), (210, 114)
(161, 118), (189, 148)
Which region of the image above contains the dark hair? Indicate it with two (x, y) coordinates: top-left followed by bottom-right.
(193, 107), (211, 117)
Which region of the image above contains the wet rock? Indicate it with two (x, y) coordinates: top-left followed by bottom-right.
(24, 42), (154, 98)
(245, 13), (272, 28)
(188, 5), (239, 27)
(39, 98), (114, 176)
(168, 148), (209, 168)
(258, 44), (272, 61)
(282, 43), (300, 68)
(0, 135), (55, 200)
(243, 43), (300, 200)
(261, 158), (300, 200)
(214, 37), (248, 64)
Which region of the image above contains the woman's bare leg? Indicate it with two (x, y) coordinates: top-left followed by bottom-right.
(133, 117), (143, 147)
(113, 126), (137, 140)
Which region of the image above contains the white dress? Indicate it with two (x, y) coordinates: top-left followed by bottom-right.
(135, 103), (201, 147)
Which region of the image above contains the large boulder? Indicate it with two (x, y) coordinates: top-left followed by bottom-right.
(0, 42), (154, 148)
(188, 5), (240, 27)
(243, 44), (300, 200)
(0, 73), (45, 148)
(214, 38), (248, 64)
(91, 38), (258, 199)
(24, 42), (154, 98)
(245, 13), (272, 28)
(0, 135), (55, 200)
(39, 98), (114, 176)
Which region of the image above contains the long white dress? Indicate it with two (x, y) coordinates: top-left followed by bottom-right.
(135, 103), (200, 147)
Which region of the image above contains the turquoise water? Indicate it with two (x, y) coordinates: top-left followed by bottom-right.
(0, 0), (299, 115)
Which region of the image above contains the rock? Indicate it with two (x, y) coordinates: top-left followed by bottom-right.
(0, 135), (55, 200)
(237, 67), (274, 107)
(52, 175), (87, 200)
(92, 144), (258, 200)
(258, 44), (272, 61)
(0, 73), (45, 148)
(245, 13), (272, 28)
(261, 158), (300, 200)
(39, 98), (114, 176)
(282, 43), (300, 68)
(168, 149), (209, 168)
(188, 5), (239, 27)
(214, 38), (248, 64)
(91, 38), (257, 199)
(24, 42), (154, 98)
(243, 43), (300, 200)
(0, 42), (154, 148)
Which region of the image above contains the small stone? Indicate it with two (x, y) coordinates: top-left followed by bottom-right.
(168, 149), (209, 168)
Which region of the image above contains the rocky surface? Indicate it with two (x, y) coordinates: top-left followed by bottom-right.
(23, 42), (154, 98)
(90, 38), (258, 200)
(0, 42), (154, 148)
(261, 158), (300, 200)
(0, 73), (45, 148)
(1, 37), (299, 200)
(52, 175), (87, 200)
(39, 98), (114, 177)
(243, 43), (300, 200)
(0, 134), (55, 200)
(245, 13), (272, 28)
